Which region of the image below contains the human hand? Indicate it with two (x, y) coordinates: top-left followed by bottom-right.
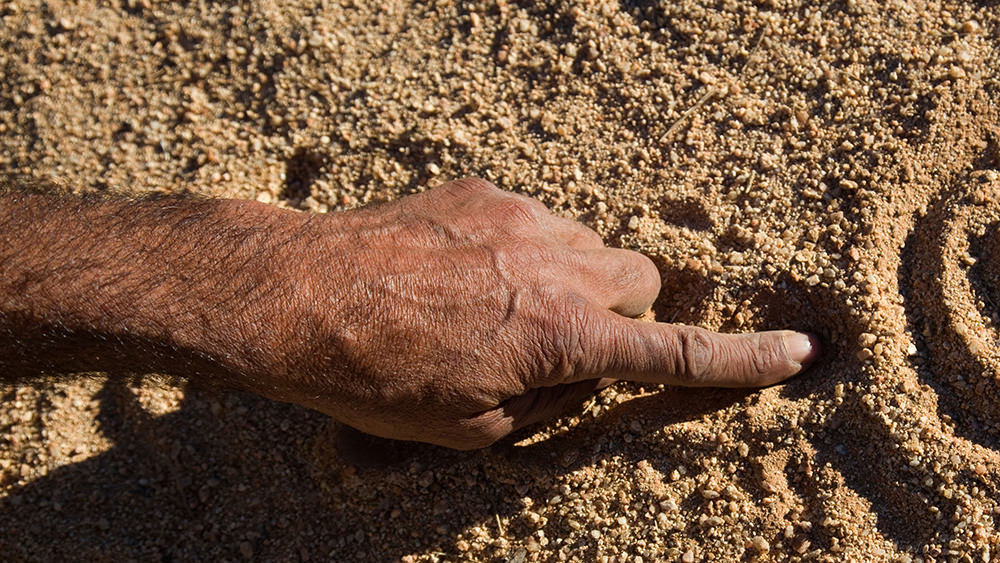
(0, 178), (818, 450)
(221, 179), (818, 448)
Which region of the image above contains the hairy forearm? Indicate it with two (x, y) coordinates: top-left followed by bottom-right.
(0, 188), (322, 387)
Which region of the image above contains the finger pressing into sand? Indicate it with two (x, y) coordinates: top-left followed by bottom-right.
(568, 309), (820, 387)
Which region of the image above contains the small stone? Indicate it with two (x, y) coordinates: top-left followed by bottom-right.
(627, 215), (641, 231)
(857, 333), (877, 347)
(703, 516), (724, 527)
(682, 549), (696, 563)
(750, 536), (770, 553)
(426, 162), (441, 175)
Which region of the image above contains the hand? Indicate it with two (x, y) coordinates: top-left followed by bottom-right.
(0, 178), (818, 450)
(224, 179), (818, 448)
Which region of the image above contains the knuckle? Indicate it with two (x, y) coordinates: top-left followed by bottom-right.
(439, 177), (499, 201)
(573, 228), (605, 249)
(541, 297), (592, 378)
(510, 192), (550, 213)
(677, 328), (717, 381)
(562, 313), (590, 372)
(612, 252), (661, 299)
(495, 198), (540, 228)
(561, 295), (591, 348)
(750, 335), (782, 379)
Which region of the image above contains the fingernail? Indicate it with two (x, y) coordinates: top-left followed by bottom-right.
(783, 332), (819, 367)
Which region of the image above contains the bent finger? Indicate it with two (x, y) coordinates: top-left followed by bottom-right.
(505, 378), (612, 430)
(504, 190), (605, 249)
(543, 215), (605, 249)
(465, 379), (612, 443)
(573, 247), (661, 317)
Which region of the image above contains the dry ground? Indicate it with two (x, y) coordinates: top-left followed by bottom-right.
(2, 0), (1000, 560)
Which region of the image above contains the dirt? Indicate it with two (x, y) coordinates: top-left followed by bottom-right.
(2, 0), (1000, 561)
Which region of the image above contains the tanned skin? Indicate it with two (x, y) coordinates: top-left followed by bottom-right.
(0, 178), (818, 449)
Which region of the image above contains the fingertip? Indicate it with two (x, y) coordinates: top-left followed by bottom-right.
(781, 331), (822, 373)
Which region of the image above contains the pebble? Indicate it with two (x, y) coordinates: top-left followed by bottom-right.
(749, 536), (770, 553)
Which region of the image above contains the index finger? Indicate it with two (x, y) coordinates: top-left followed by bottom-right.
(561, 307), (820, 388)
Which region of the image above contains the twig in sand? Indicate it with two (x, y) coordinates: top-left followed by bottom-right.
(739, 26), (767, 77)
(659, 85), (719, 144)
(659, 25), (768, 144)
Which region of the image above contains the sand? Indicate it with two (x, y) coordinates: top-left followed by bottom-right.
(2, 0), (1000, 560)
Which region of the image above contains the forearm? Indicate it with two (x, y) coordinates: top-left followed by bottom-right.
(0, 188), (319, 387)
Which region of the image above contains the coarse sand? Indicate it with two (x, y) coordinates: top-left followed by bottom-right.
(2, 0), (1000, 560)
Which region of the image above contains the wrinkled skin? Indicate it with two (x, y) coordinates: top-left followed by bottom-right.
(0, 178), (817, 449)
(244, 179), (817, 448)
